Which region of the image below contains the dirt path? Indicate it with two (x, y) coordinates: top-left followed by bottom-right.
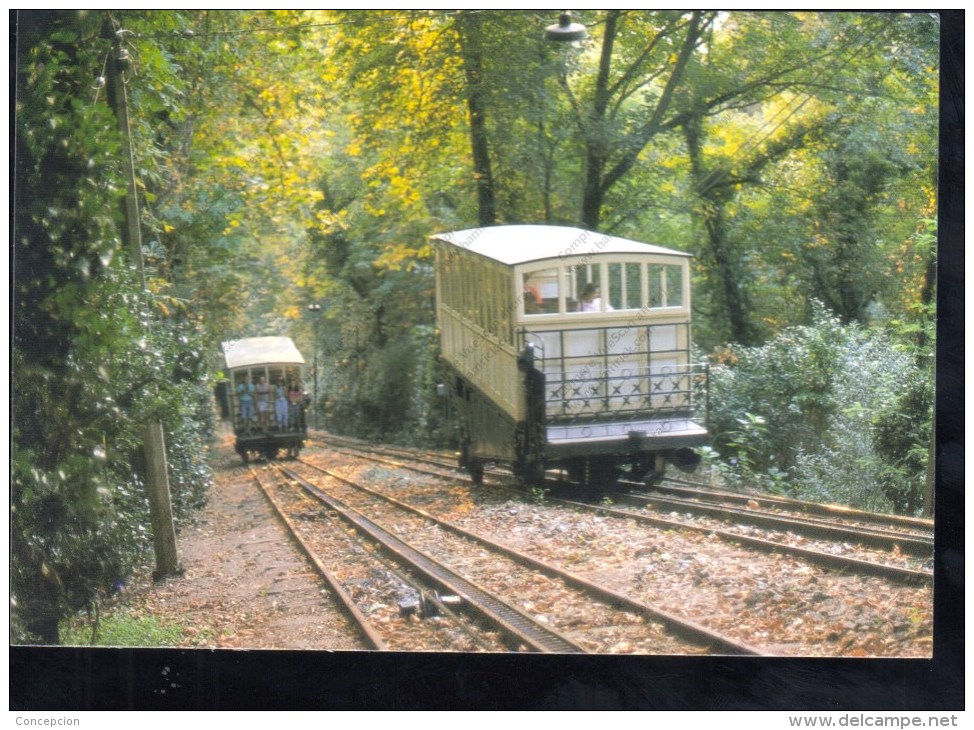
(113, 430), (365, 650)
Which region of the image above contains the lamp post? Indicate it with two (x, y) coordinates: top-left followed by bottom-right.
(307, 303), (322, 430)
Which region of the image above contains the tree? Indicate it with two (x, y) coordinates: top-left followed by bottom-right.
(13, 9), (213, 642)
(662, 12), (938, 345)
(683, 109), (824, 344)
(455, 11), (497, 226)
(570, 11), (714, 229)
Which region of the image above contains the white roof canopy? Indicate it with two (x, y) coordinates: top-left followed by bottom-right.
(222, 337), (305, 370)
(431, 225), (690, 266)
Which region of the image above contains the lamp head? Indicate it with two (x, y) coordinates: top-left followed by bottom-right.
(545, 11), (588, 42)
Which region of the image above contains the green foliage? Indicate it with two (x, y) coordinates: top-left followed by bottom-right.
(321, 320), (455, 448)
(13, 10), (939, 642)
(529, 486), (551, 505)
(708, 305), (932, 513)
(61, 609), (186, 647)
(871, 366), (933, 513)
(412, 325), (459, 448)
(13, 10), (214, 644)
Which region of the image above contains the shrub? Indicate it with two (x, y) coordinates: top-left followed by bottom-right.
(707, 306), (932, 513)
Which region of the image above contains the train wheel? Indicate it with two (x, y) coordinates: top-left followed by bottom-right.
(671, 447), (702, 473)
(566, 458), (587, 484)
(568, 458), (617, 491)
(514, 454), (544, 490)
(468, 457), (484, 485)
(527, 457), (545, 488)
(589, 459), (618, 491)
(634, 454), (665, 486)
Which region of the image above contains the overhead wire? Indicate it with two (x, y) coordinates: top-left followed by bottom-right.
(127, 9), (480, 40)
(693, 15), (897, 198)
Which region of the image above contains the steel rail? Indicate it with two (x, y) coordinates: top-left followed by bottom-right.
(249, 467), (387, 650)
(554, 496), (932, 586)
(274, 465), (590, 654)
(308, 441), (931, 584)
(641, 477), (934, 533)
(616, 491), (933, 558)
(312, 434), (464, 475)
(316, 435), (932, 539)
(321, 445), (460, 481)
(295, 459), (763, 655)
(317, 436), (933, 541)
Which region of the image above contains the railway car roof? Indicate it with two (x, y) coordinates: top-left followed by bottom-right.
(431, 224), (691, 266)
(222, 336), (305, 370)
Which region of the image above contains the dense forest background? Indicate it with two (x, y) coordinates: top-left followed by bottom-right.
(13, 10), (942, 644)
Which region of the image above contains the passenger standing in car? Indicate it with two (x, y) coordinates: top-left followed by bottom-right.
(274, 378), (289, 431)
(236, 375), (255, 433)
(255, 375), (271, 432)
(288, 380), (304, 428)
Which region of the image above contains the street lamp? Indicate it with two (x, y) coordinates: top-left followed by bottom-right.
(307, 303), (322, 430)
(544, 11), (588, 42)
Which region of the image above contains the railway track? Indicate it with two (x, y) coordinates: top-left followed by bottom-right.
(554, 493), (932, 586)
(311, 434), (932, 585)
(250, 466), (387, 651)
(309, 434), (464, 477)
(272, 463), (589, 653)
(296, 447), (931, 655)
(316, 453), (931, 656)
(280, 458), (760, 655)
(612, 490), (933, 558)
(233, 444), (932, 656)
(651, 476), (933, 534)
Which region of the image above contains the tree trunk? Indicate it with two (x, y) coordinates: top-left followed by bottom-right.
(457, 12), (496, 227)
(683, 113), (756, 344)
(579, 10), (620, 231)
(703, 202), (755, 344)
(580, 11), (707, 231)
(26, 577), (62, 645)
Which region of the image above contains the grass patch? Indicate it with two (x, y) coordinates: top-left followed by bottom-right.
(61, 610), (187, 647)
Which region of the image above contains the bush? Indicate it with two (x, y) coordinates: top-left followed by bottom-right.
(707, 306), (932, 513)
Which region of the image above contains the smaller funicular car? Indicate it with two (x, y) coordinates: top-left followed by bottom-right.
(222, 336), (308, 462)
(433, 225), (709, 489)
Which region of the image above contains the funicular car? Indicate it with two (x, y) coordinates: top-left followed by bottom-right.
(222, 336), (308, 462)
(432, 225), (708, 488)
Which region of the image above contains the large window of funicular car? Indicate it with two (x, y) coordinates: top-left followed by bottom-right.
(232, 365), (301, 395)
(573, 263), (604, 312)
(230, 367), (255, 423)
(522, 267), (563, 315)
(522, 259), (686, 316)
(607, 262), (644, 311)
(232, 368), (251, 394)
(267, 365), (302, 390)
(521, 263), (609, 315)
(648, 262), (684, 308)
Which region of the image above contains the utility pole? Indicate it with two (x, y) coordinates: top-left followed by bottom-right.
(307, 303), (322, 430)
(105, 21), (181, 579)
